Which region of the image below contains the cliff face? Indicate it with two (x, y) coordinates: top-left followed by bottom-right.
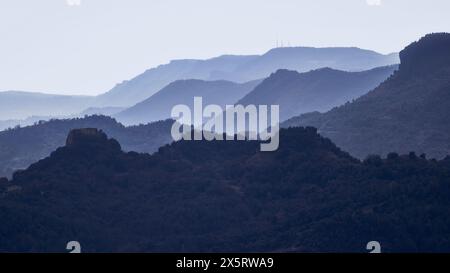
(65, 128), (122, 152)
(66, 128), (108, 146)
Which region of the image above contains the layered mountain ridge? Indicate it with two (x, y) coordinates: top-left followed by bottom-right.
(94, 47), (399, 107)
(237, 65), (397, 121)
(284, 33), (450, 159)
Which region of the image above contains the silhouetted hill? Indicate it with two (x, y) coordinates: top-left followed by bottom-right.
(115, 79), (261, 125)
(284, 33), (450, 159)
(0, 91), (94, 120)
(1, 128), (450, 252)
(94, 48), (398, 107)
(0, 115), (174, 178)
(238, 65), (397, 121)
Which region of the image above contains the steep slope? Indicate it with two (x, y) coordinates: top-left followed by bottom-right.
(284, 33), (450, 159)
(0, 91), (94, 120)
(94, 48), (398, 107)
(115, 79), (261, 125)
(0, 116), (174, 178)
(238, 65), (397, 121)
(1, 128), (450, 252)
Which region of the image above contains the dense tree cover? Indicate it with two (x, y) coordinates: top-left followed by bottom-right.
(0, 115), (175, 178)
(1, 127), (450, 252)
(283, 33), (450, 159)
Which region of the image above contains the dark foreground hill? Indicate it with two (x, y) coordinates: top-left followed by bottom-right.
(1, 128), (450, 252)
(284, 33), (450, 159)
(0, 115), (174, 178)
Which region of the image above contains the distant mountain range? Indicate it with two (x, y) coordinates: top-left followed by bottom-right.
(0, 106), (126, 132)
(223, 47), (398, 83)
(0, 116), (54, 131)
(284, 33), (450, 159)
(0, 91), (94, 120)
(0, 116), (174, 178)
(237, 65), (397, 121)
(79, 106), (126, 117)
(115, 79), (262, 125)
(1, 127), (449, 252)
(93, 55), (258, 107)
(0, 46), (398, 128)
(94, 47), (399, 107)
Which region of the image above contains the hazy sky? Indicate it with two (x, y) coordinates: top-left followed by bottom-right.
(0, 0), (449, 95)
